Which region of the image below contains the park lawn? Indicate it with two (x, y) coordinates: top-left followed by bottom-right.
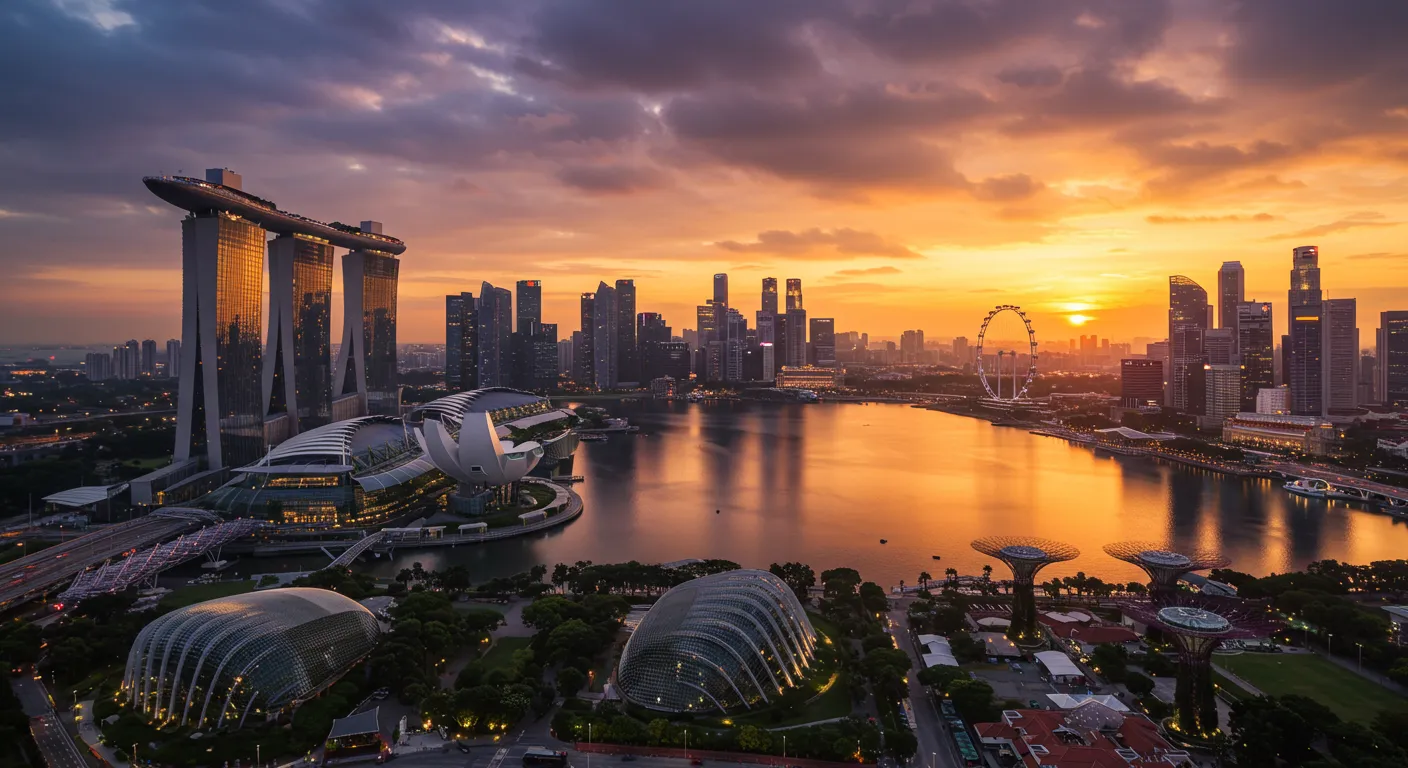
(480, 636), (532, 672)
(1217, 653), (1408, 722)
(158, 579), (254, 610)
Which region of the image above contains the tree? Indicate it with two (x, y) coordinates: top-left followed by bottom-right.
(556, 667), (587, 697)
(944, 567), (958, 584)
(1124, 672), (1154, 697)
(858, 581), (888, 616)
(737, 725), (772, 753)
(918, 665), (966, 689)
(947, 678), (999, 723)
(885, 728), (917, 760)
(948, 632), (985, 663)
(1229, 696), (1315, 768)
(769, 562), (817, 601)
(821, 568), (861, 599)
(981, 564), (992, 581)
(918, 571), (932, 589)
(545, 619), (602, 663)
(1090, 644), (1128, 682)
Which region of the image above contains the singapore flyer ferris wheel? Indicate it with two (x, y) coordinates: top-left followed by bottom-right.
(975, 305), (1038, 400)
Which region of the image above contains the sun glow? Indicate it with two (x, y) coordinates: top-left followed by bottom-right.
(1067, 314), (1094, 326)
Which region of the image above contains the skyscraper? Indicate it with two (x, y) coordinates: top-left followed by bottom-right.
(516, 280), (542, 330)
(1218, 261), (1245, 348)
(1236, 302), (1274, 411)
(1288, 246), (1323, 416)
(477, 282), (512, 387)
(785, 307), (808, 367)
(638, 312), (671, 381)
(786, 278), (803, 311)
(576, 293), (595, 385)
(85, 352), (112, 381)
(264, 234), (334, 433)
(755, 311), (775, 345)
(592, 282), (618, 389)
(809, 318), (836, 367)
(1168, 275), (1210, 410)
(165, 339), (181, 379)
(1204, 364), (1242, 422)
(333, 222), (402, 417)
(761, 277), (778, 315)
(1120, 359), (1164, 407)
(1322, 297), (1358, 413)
(615, 278), (638, 385)
(146, 170), (407, 461)
(1203, 329), (1235, 366)
(445, 292), (478, 390)
(1378, 311), (1408, 408)
(140, 339), (158, 376)
(695, 303), (716, 350)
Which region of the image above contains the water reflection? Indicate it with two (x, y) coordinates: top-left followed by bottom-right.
(339, 402), (1408, 586)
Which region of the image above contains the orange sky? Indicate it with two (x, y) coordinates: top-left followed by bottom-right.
(3, 1), (1407, 348)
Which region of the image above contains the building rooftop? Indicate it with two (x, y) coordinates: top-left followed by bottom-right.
(975, 707), (1190, 768)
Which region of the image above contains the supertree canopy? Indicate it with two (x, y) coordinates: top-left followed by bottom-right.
(1103, 541), (1229, 600)
(971, 536), (1080, 644)
(1119, 595), (1279, 738)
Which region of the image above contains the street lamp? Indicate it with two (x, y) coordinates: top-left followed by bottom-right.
(587, 723), (591, 768)
(257, 744), (261, 768)
(1356, 642), (1364, 672)
(1327, 633), (1334, 656)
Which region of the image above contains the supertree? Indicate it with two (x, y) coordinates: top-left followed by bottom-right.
(1119, 595), (1279, 738)
(1103, 541), (1229, 601)
(970, 536), (1079, 645)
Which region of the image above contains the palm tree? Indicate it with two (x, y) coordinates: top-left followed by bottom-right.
(945, 567), (958, 584)
(918, 571), (932, 589)
(982, 564), (993, 582)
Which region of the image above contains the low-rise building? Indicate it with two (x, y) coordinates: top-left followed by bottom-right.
(775, 365), (843, 391)
(1222, 412), (1340, 456)
(975, 703), (1191, 768)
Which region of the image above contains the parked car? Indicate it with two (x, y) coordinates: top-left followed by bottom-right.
(373, 688), (390, 700)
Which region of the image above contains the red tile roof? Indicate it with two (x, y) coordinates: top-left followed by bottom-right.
(974, 708), (1189, 768)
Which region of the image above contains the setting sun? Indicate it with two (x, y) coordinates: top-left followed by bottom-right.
(1067, 314), (1094, 326)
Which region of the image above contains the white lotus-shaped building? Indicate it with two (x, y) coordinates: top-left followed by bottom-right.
(418, 411), (543, 487)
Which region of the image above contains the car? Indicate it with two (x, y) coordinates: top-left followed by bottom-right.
(372, 688), (390, 700)
(457, 742), (472, 754)
(1028, 699), (1041, 708)
(621, 756), (636, 762)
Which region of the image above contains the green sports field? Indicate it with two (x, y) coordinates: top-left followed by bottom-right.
(1216, 652), (1408, 722)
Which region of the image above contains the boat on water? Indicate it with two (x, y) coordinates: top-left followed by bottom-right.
(931, 555), (942, 561)
(1284, 478), (1331, 498)
(880, 539), (888, 544)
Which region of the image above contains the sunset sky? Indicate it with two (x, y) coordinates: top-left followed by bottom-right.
(3, 0), (1408, 347)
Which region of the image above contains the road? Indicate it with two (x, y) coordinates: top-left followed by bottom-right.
(1269, 462), (1408, 502)
(12, 673), (88, 768)
(885, 600), (961, 768)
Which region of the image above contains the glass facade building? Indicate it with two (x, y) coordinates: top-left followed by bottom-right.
(334, 249), (401, 416)
(176, 212), (266, 470)
(123, 588), (379, 729)
(265, 234), (334, 433)
(616, 570), (817, 714)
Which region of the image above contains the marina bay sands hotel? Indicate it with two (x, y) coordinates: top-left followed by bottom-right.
(143, 168), (407, 473)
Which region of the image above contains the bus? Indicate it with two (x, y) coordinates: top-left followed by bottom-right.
(522, 747), (569, 768)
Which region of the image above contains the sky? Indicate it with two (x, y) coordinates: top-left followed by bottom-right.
(3, 0), (1408, 348)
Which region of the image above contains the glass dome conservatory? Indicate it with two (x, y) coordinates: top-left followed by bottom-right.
(122, 588), (380, 729)
(615, 569), (817, 713)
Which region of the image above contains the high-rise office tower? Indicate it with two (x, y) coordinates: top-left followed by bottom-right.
(761, 277), (778, 315)
(516, 280), (542, 330)
(953, 337), (971, 366)
(165, 339), (181, 379)
(1204, 364), (1243, 422)
(615, 279), (638, 385)
(1120, 359), (1164, 407)
(760, 342), (776, 383)
(1236, 302), (1274, 411)
(576, 294), (595, 385)
(263, 234), (334, 433)
(529, 322), (558, 390)
(477, 282), (512, 387)
(695, 303), (716, 350)
(755, 311), (775, 345)
(1168, 275), (1210, 410)
(1203, 329), (1235, 366)
(1218, 262), (1245, 351)
(140, 339), (158, 376)
(592, 281), (618, 389)
(1359, 351), (1377, 406)
(785, 307), (808, 367)
(713, 273), (728, 312)
(637, 312), (671, 381)
(334, 222), (402, 417)
(1378, 311), (1408, 408)
(1287, 245), (1323, 416)
(774, 314), (788, 368)
(558, 337), (575, 381)
(724, 308), (746, 381)
(445, 292), (478, 390)
(1322, 297), (1358, 413)
(809, 318), (836, 367)
(786, 278), (803, 311)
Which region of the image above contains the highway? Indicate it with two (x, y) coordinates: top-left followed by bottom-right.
(1269, 462), (1408, 503)
(0, 511), (204, 611)
(12, 673), (87, 768)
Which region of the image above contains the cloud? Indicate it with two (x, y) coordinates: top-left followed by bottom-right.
(555, 163), (670, 194)
(1267, 212), (1400, 240)
(1344, 252), (1408, 261)
(713, 228), (922, 259)
(972, 174), (1044, 202)
(831, 266), (902, 277)
(1146, 213), (1276, 224)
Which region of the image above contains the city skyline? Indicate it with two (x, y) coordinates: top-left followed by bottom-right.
(5, 2), (1408, 345)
